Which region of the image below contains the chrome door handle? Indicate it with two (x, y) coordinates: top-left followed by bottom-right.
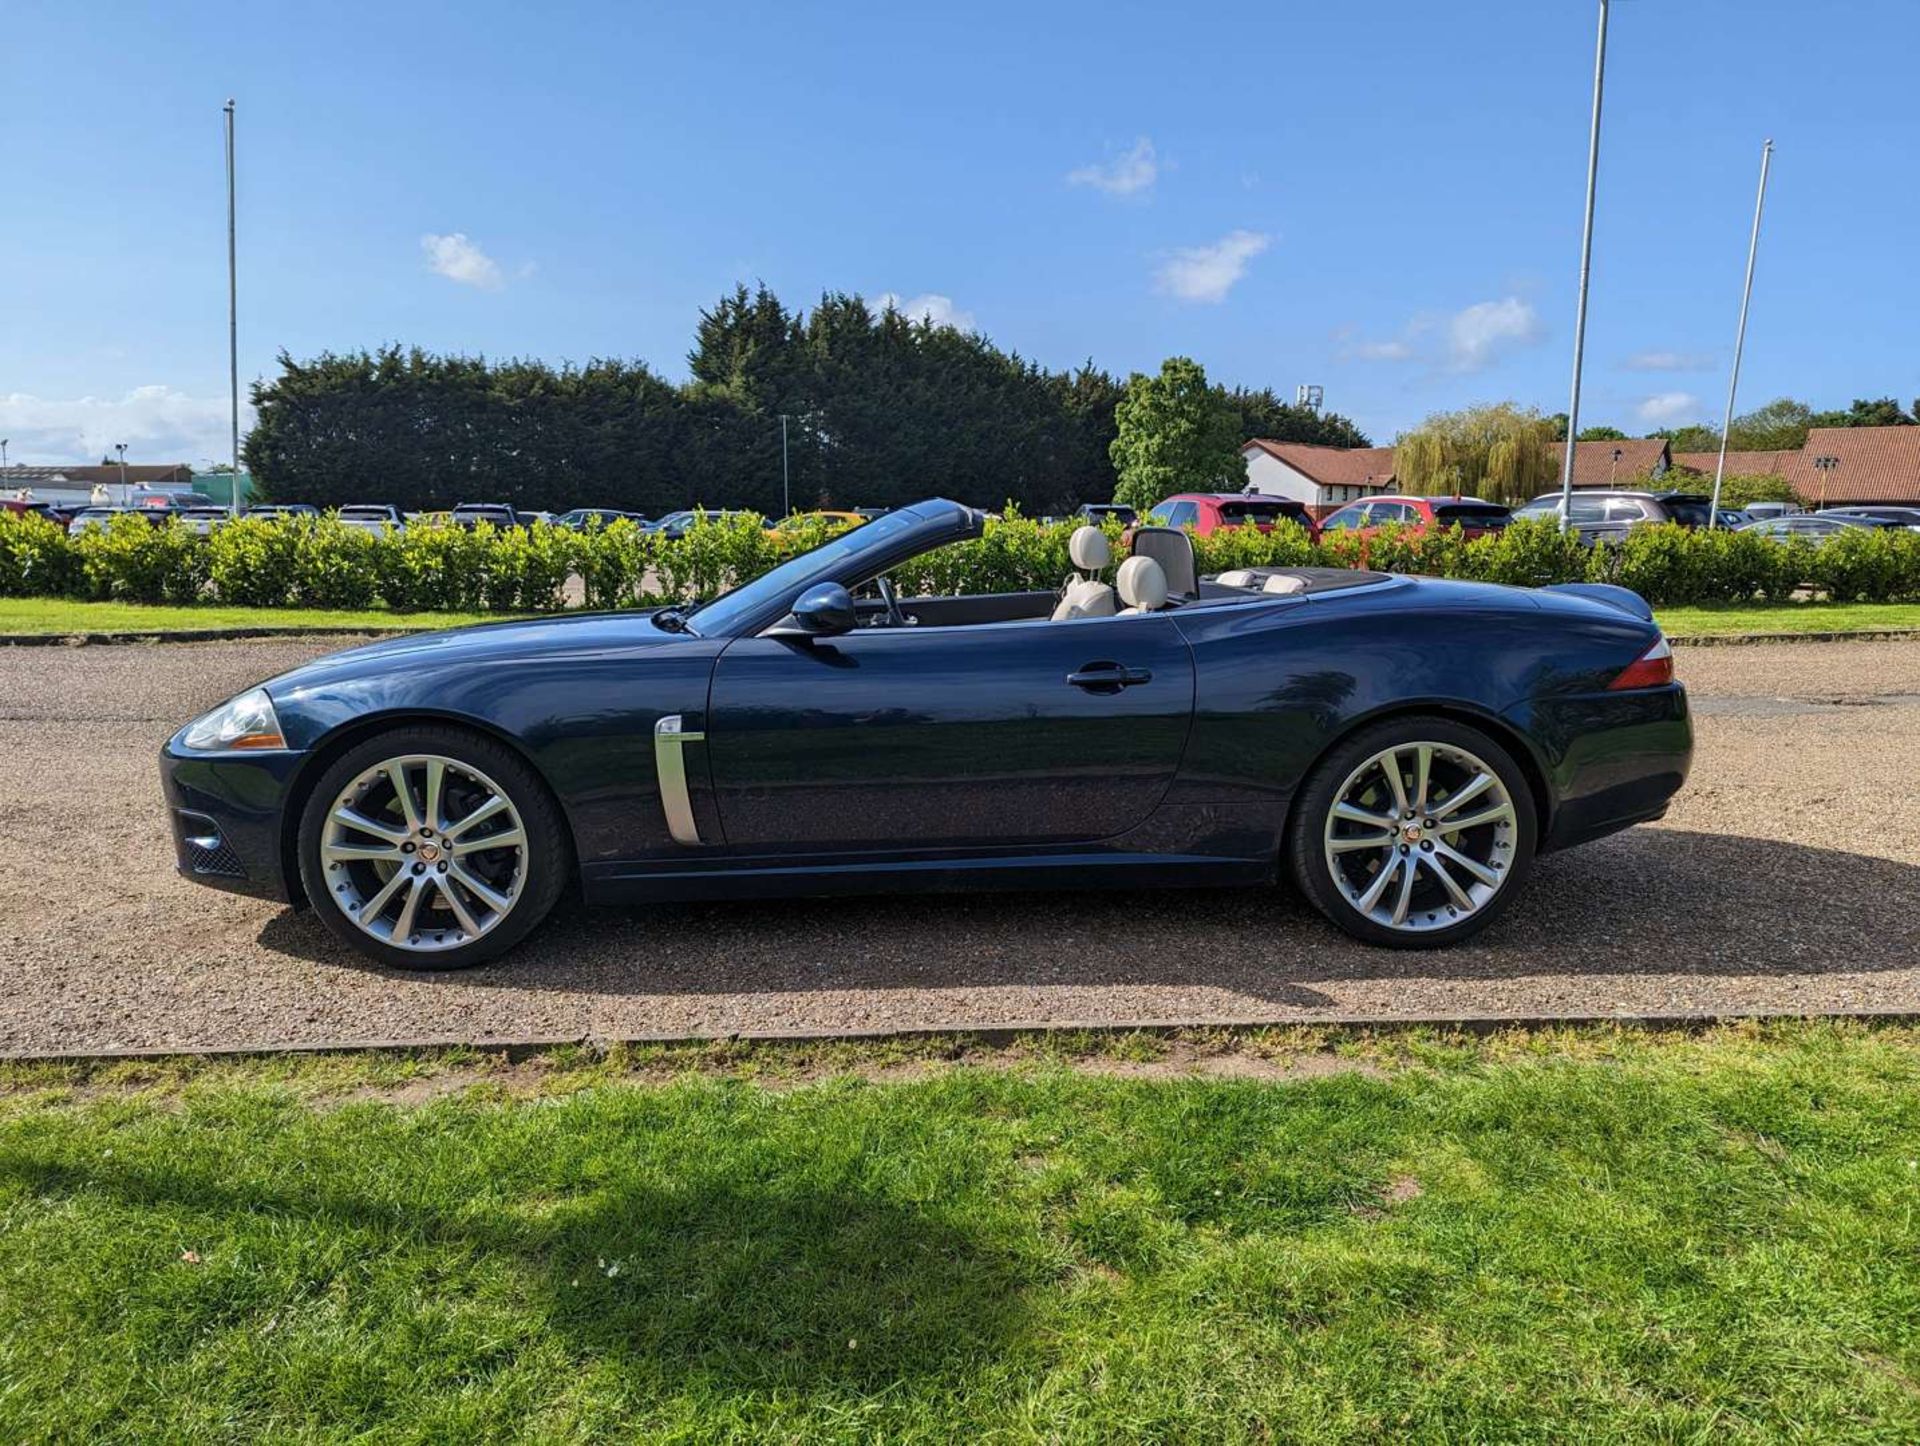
(1067, 664), (1152, 691)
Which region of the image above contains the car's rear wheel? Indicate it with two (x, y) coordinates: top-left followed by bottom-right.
(296, 726), (570, 970)
(1287, 717), (1537, 948)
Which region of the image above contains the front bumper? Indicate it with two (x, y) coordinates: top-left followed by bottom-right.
(1506, 683), (1693, 853)
(159, 739), (306, 901)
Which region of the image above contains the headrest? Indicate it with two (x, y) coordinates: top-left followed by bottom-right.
(1262, 574), (1307, 595)
(1116, 554), (1168, 611)
(1068, 525), (1110, 572)
(1128, 525), (1198, 598)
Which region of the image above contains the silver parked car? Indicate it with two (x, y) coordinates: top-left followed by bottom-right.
(337, 504), (407, 535)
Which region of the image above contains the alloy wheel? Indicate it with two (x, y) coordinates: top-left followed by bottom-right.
(319, 753), (528, 954)
(1321, 740), (1519, 934)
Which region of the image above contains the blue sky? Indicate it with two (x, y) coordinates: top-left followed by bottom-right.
(3, 0), (1914, 465)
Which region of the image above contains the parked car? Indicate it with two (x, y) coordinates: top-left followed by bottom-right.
(1742, 501), (1800, 521)
(246, 504), (321, 522)
(1714, 508), (1752, 529)
(132, 490), (218, 512)
(1075, 503), (1137, 527)
(556, 508), (642, 530)
(178, 506), (234, 536)
(1318, 496), (1512, 541)
(647, 508), (763, 539)
(67, 505), (169, 533)
(1512, 489), (1710, 545)
(774, 510), (866, 531)
(1140, 493), (1320, 542)
(1737, 514), (1893, 542)
(162, 497), (1690, 969)
(1819, 506), (1920, 532)
(338, 504), (407, 535)
(450, 503), (523, 530)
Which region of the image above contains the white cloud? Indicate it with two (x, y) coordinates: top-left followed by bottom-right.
(1155, 229), (1270, 304)
(1636, 391), (1703, 426)
(1067, 137), (1158, 197)
(0, 386), (254, 466)
(421, 232), (506, 290)
(1445, 297), (1542, 373)
(874, 292), (977, 332)
(1339, 295), (1543, 372)
(1623, 348), (1715, 372)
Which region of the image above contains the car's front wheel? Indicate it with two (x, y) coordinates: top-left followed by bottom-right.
(1287, 717), (1538, 948)
(296, 726), (570, 970)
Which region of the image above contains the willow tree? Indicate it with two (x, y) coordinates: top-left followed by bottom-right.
(1394, 403), (1557, 503)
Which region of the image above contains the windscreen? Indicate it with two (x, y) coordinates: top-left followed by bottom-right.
(1216, 500), (1303, 524)
(1434, 504), (1511, 526)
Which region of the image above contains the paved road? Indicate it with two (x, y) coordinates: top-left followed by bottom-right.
(3, 635), (1919, 1054)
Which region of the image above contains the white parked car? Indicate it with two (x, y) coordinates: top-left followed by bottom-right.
(337, 504), (407, 535)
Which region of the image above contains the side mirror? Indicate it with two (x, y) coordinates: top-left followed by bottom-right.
(771, 581), (856, 638)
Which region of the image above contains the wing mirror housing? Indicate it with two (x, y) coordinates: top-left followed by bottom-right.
(768, 581), (856, 638)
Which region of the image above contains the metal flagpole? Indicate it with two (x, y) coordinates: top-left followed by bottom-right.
(779, 413), (791, 516)
(1708, 139), (1774, 527)
(1556, 0), (1609, 531)
(225, 99), (242, 517)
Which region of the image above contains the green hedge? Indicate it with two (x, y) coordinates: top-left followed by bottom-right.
(4, 510), (1919, 614)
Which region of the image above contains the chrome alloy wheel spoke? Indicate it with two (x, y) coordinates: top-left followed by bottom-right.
(1323, 740), (1516, 935)
(321, 753), (526, 954)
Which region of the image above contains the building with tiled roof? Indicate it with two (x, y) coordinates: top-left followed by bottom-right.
(1548, 438), (1671, 487)
(1241, 440), (1397, 511)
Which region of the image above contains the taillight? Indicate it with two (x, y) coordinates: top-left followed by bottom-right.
(1608, 636), (1674, 691)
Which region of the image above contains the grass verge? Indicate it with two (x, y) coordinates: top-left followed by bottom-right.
(0, 598), (497, 635)
(2, 1022), (1917, 1441)
(1658, 600), (1920, 637)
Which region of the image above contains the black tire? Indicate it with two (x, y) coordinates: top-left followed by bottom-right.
(296, 725), (572, 970)
(1286, 715), (1538, 949)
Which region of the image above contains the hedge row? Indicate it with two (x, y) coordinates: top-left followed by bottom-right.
(4, 509), (1920, 612)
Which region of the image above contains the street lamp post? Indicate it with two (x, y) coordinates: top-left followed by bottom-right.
(1812, 455), (1838, 507)
(1610, 446), (1623, 485)
(778, 413), (791, 517)
(1556, 0), (1611, 533)
(1709, 139), (1775, 528)
(114, 443), (128, 491)
(224, 99), (242, 518)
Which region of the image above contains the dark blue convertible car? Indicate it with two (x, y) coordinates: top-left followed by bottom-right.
(161, 499), (1691, 968)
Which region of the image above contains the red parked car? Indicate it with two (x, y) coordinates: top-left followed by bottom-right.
(1137, 493), (1321, 543)
(1318, 495), (1512, 541)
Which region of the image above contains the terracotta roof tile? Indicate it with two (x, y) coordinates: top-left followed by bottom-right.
(1549, 438), (1672, 486)
(1784, 427), (1920, 504)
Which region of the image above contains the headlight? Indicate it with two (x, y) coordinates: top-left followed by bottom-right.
(181, 688), (287, 751)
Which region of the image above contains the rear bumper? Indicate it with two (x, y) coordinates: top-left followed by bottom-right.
(158, 740), (305, 902)
(1506, 684), (1693, 853)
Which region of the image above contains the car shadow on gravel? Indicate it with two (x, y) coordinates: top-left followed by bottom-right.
(253, 828), (1920, 1000)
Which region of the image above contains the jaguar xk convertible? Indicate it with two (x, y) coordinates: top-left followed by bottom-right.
(161, 499), (1691, 969)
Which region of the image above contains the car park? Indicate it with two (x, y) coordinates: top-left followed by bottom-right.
(162, 498), (1690, 970)
(1075, 503), (1137, 526)
(1140, 493), (1320, 542)
(1318, 495), (1512, 540)
(67, 505), (169, 533)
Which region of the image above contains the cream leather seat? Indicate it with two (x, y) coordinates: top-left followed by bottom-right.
(1115, 554), (1169, 615)
(1052, 525), (1117, 620)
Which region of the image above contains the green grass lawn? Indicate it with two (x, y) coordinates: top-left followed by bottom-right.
(1658, 600), (1920, 637)
(2, 1024), (1917, 1441)
(0, 597), (499, 635)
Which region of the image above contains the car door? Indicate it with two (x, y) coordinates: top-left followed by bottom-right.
(704, 612), (1197, 853)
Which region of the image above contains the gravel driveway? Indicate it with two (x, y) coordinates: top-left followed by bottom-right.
(4, 635), (1920, 1054)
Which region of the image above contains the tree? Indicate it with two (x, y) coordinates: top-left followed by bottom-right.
(1393, 402), (1557, 503)
(1725, 397), (1813, 451)
(1576, 424), (1628, 441)
(1807, 396), (1916, 429)
(1109, 358), (1247, 512)
(1221, 387), (1369, 450)
(1715, 473), (1796, 507)
(1647, 423), (1722, 452)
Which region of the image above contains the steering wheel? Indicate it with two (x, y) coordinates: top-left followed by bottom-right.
(874, 576), (911, 627)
